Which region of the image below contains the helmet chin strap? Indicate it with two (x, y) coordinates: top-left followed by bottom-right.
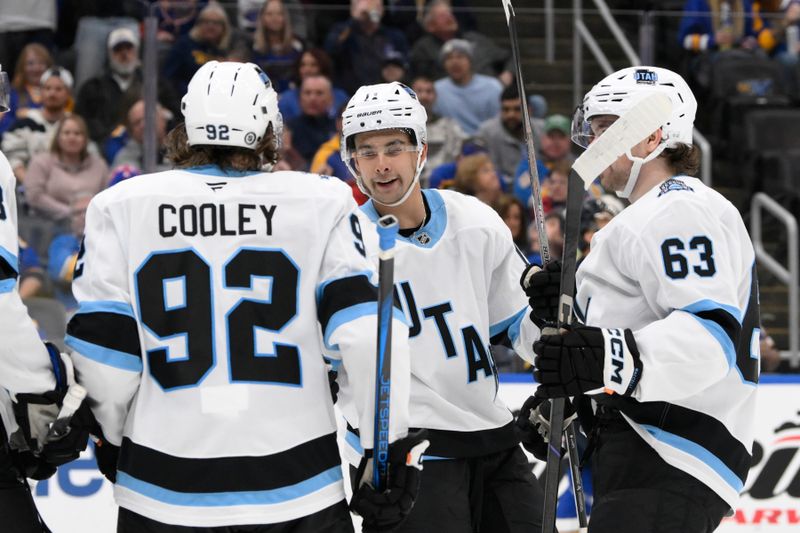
(615, 143), (667, 199)
(357, 149), (426, 208)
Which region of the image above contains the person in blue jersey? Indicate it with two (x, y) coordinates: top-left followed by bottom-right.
(64, 61), (427, 532)
(518, 66), (760, 533)
(336, 81), (544, 533)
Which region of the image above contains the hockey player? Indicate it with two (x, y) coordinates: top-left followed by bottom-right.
(337, 81), (544, 532)
(0, 64), (91, 533)
(65, 61), (425, 532)
(520, 66), (759, 532)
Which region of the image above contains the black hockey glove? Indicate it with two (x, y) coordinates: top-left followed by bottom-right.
(520, 260), (562, 328)
(534, 326), (643, 398)
(93, 436), (120, 483)
(10, 344), (94, 468)
(350, 429), (430, 533)
(514, 396), (577, 461)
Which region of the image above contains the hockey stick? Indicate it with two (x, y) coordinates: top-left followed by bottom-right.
(373, 214), (399, 492)
(499, 0), (588, 529)
(500, 0), (549, 265)
(541, 92), (674, 533)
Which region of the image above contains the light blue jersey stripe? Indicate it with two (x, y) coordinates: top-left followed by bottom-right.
(117, 466), (342, 507)
(490, 307), (527, 345)
(0, 278), (16, 293)
(640, 424), (743, 493)
(77, 300), (136, 318)
(65, 335), (143, 372)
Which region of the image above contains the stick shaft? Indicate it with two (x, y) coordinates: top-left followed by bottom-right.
(373, 215), (399, 491)
(502, 0), (550, 265)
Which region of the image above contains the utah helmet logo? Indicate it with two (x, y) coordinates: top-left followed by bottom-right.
(244, 132), (257, 145)
(415, 232), (431, 245)
(634, 69), (658, 85)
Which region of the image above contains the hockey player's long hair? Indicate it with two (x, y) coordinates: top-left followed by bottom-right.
(165, 122), (280, 171)
(661, 142), (701, 177)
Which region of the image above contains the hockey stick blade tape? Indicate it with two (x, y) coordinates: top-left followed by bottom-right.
(571, 93), (673, 189)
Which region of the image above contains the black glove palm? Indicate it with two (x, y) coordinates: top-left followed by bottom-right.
(520, 260), (562, 327)
(534, 326), (642, 398)
(350, 429), (430, 533)
(514, 396), (577, 461)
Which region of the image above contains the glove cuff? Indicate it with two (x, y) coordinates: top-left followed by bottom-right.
(601, 328), (642, 397)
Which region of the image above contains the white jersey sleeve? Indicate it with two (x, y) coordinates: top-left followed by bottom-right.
(0, 150), (53, 396)
(316, 196), (410, 449)
(484, 218), (540, 364)
(66, 191), (141, 445)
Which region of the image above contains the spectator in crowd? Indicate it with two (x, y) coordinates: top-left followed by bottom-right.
(759, 326), (783, 372)
(66, 7), (139, 92)
(543, 159), (570, 215)
(76, 27), (180, 147)
(277, 48), (350, 123)
(453, 152), (502, 206)
(47, 192), (92, 312)
(163, 2), (232, 95)
(309, 103), (368, 204)
(411, 75), (465, 186)
(381, 50), (408, 83)
(540, 113), (575, 167)
(250, 0), (305, 94)
(678, 0), (766, 53)
(763, 0), (800, 92)
(0, 43), (52, 138)
(107, 163), (141, 188)
(428, 136), (487, 189)
(410, 0), (512, 85)
(476, 84), (526, 187)
(511, 154), (550, 209)
(433, 39), (503, 135)
(0, 0), (56, 75)
(324, 0), (409, 94)
(3, 67), (73, 182)
(24, 115), (109, 224)
(528, 210), (565, 265)
(111, 99), (171, 172)
(17, 237), (47, 299)
(239, 0), (309, 41)
(286, 74), (337, 166)
(495, 193), (528, 252)
(152, 0), (207, 52)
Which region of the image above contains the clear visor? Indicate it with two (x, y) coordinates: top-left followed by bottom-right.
(570, 106), (620, 149)
(0, 71), (9, 113)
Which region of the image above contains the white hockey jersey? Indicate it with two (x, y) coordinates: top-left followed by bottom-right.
(338, 189), (540, 459)
(577, 176), (759, 509)
(0, 150), (53, 398)
(66, 165), (410, 527)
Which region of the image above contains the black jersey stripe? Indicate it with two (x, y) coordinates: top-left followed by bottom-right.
(411, 421), (520, 458)
(66, 311), (142, 358)
(610, 398), (751, 486)
(317, 274), (378, 334)
(0, 254), (16, 281)
(118, 432), (341, 493)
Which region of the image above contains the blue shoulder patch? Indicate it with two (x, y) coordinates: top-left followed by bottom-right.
(657, 178), (694, 197)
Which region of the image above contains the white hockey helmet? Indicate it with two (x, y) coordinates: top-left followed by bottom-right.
(181, 61), (282, 151)
(572, 66), (697, 198)
(341, 82), (428, 207)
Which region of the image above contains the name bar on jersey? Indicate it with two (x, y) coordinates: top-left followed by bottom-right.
(158, 203), (277, 238)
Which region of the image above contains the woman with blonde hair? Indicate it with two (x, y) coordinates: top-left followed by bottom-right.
(0, 44), (53, 137)
(24, 115), (109, 224)
(453, 152), (502, 206)
(251, 0), (304, 93)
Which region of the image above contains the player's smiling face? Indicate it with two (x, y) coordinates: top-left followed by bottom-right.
(353, 129), (424, 205)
